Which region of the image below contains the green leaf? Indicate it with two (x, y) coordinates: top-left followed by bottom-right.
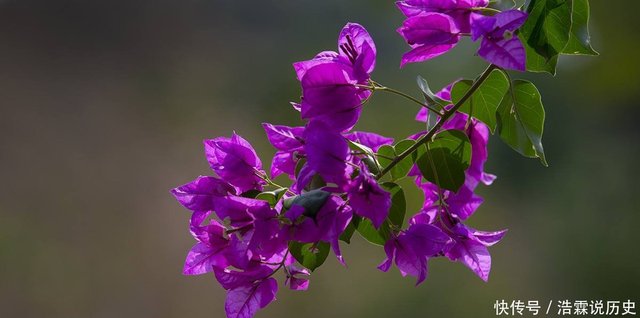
(291, 189), (331, 219)
(417, 76), (447, 130)
(391, 140), (418, 180)
(376, 140), (417, 181)
(520, 0), (597, 74)
(451, 69), (510, 133)
(416, 130), (472, 192)
(288, 241), (330, 271)
(348, 140), (381, 174)
(520, 0), (571, 74)
(255, 188), (287, 206)
(417, 76), (449, 109)
(496, 80), (548, 166)
(561, 0), (598, 55)
(381, 182), (406, 228)
(355, 217), (390, 246)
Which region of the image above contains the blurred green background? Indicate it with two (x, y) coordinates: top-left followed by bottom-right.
(1, 1), (638, 317)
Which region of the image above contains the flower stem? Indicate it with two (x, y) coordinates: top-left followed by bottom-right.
(376, 64), (497, 180)
(372, 85), (444, 115)
(472, 7), (501, 14)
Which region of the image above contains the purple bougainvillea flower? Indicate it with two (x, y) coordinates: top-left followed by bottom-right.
(298, 62), (365, 132)
(183, 213), (230, 275)
(445, 223), (507, 281)
(294, 23), (376, 132)
(397, 12), (461, 66)
(225, 277), (278, 318)
(396, 0), (489, 33)
(471, 10), (528, 71)
(302, 120), (350, 187)
(344, 131), (394, 152)
(378, 223), (451, 285)
(204, 133), (266, 193)
(347, 166), (391, 229)
(418, 179), (483, 220)
(262, 123), (305, 179)
(285, 195), (353, 264)
(285, 264), (311, 291)
(171, 176), (235, 212)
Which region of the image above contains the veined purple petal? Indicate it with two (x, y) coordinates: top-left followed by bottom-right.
(447, 239), (492, 281)
(204, 133), (265, 193)
(490, 9), (528, 37)
(299, 63), (364, 129)
(214, 264), (275, 290)
(214, 196), (270, 229)
(225, 278), (278, 318)
(446, 185), (484, 220)
(262, 123), (304, 151)
(270, 151), (297, 179)
(285, 264), (311, 291)
(472, 228), (508, 246)
(402, 223), (451, 257)
(398, 13), (460, 46)
(293, 51), (339, 81)
(470, 12), (496, 41)
(401, 42), (458, 67)
(304, 120), (349, 186)
(347, 170), (391, 229)
(396, 0), (458, 17)
(171, 176), (235, 212)
(183, 241), (229, 275)
(344, 131), (394, 152)
(478, 36), (526, 71)
(338, 23), (377, 79)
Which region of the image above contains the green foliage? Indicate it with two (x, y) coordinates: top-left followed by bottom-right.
(451, 69), (510, 133)
(496, 80), (548, 166)
(288, 241), (330, 271)
(520, 0), (598, 74)
(416, 130), (472, 191)
(377, 140), (418, 181)
(255, 188), (287, 206)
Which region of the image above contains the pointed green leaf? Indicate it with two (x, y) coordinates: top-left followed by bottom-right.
(520, 0), (597, 74)
(520, 0), (571, 74)
(355, 217), (391, 246)
(255, 188), (287, 206)
(417, 76), (449, 109)
(451, 69), (510, 133)
(391, 140), (417, 180)
(416, 130), (472, 192)
(288, 241), (330, 271)
(376, 140), (417, 181)
(496, 80), (548, 166)
(381, 182), (406, 228)
(562, 0), (598, 55)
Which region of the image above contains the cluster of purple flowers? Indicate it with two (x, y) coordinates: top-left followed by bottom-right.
(396, 0), (527, 70)
(171, 2), (532, 317)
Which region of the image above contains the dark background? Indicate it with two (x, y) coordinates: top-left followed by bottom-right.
(1, 1), (639, 317)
